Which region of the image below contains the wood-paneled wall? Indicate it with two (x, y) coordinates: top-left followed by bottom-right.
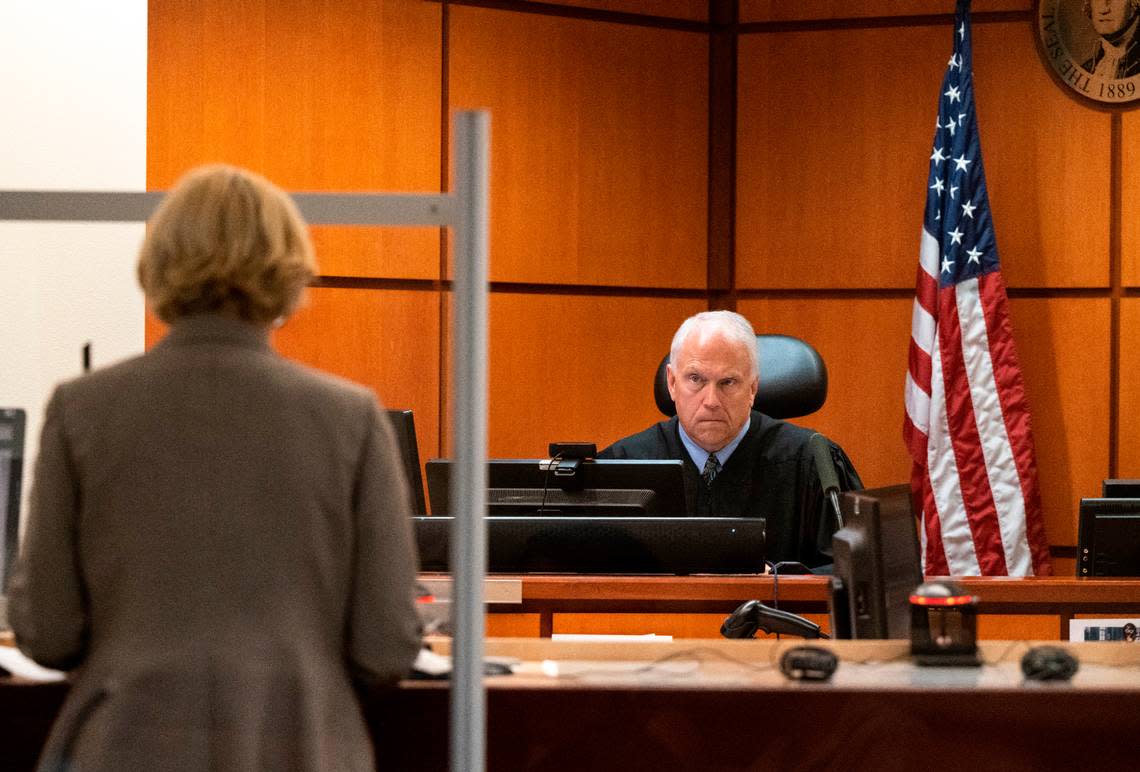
(148, 0), (1137, 572)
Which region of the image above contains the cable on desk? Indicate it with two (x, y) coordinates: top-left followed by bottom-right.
(538, 452), (562, 513)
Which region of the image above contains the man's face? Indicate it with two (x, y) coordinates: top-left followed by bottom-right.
(666, 330), (758, 453)
(1091, 0), (1136, 37)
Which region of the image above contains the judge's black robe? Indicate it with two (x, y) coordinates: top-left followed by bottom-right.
(598, 410), (863, 568)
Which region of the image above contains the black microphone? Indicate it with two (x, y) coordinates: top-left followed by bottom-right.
(809, 432), (843, 529)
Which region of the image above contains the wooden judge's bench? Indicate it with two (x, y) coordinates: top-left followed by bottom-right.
(5, 576), (1140, 770)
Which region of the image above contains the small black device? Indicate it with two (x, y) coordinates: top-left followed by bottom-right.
(0, 408), (25, 589)
(720, 599), (824, 639)
(909, 580), (981, 667)
(779, 646), (839, 681)
(1020, 646), (1079, 682)
(414, 515), (766, 575)
(1077, 497), (1140, 576)
(386, 409), (426, 516)
(425, 458), (686, 516)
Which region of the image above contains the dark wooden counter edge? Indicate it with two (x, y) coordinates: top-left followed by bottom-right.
(426, 574), (1140, 615)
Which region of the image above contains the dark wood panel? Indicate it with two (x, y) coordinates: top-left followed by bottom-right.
(741, 0), (1030, 23)
(147, 0), (442, 280)
(1008, 298), (1110, 547)
(736, 21), (1110, 289)
(1117, 300), (1140, 474)
(520, 0), (708, 21)
(737, 298), (914, 489)
(465, 293), (705, 457)
(736, 25), (946, 289)
(449, 5), (708, 288)
(273, 286), (442, 464)
(1122, 113), (1140, 286)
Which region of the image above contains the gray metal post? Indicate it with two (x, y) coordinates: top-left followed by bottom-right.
(449, 110), (489, 772)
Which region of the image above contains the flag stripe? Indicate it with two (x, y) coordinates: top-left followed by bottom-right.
(956, 277), (1032, 574)
(914, 463), (950, 575)
(926, 320), (983, 575)
(937, 282), (1008, 574)
(977, 273), (1052, 574)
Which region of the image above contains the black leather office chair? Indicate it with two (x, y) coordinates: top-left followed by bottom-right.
(653, 334), (828, 420)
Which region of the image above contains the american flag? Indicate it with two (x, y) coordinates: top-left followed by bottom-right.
(902, 0), (1051, 576)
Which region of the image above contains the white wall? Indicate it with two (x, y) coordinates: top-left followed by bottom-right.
(0, 2), (148, 524)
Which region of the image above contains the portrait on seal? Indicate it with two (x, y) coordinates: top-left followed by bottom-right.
(1037, 0), (1140, 106)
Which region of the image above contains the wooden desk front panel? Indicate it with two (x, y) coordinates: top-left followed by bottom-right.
(478, 575), (1140, 640)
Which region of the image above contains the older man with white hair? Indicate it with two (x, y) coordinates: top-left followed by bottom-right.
(599, 310), (862, 568)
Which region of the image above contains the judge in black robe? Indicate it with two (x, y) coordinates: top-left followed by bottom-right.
(599, 411), (862, 568)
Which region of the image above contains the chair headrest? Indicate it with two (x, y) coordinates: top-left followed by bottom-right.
(653, 334), (828, 420)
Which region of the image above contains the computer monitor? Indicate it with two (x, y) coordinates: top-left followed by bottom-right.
(424, 458), (686, 516)
(1101, 479), (1140, 498)
(0, 409), (25, 589)
(385, 409), (426, 516)
(414, 515), (766, 574)
(1077, 497), (1140, 577)
(829, 484), (923, 639)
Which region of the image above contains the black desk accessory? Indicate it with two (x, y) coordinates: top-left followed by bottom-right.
(909, 580), (981, 667)
(779, 646), (839, 681)
(721, 599), (825, 639)
(1020, 646), (1079, 682)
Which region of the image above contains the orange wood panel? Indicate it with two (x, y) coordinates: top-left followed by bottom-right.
(147, 0), (441, 280)
(1052, 556), (1075, 577)
(976, 614), (1060, 640)
(737, 298), (914, 489)
(486, 613), (542, 637)
(449, 7), (708, 288)
(470, 293), (706, 459)
(272, 286), (442, 465)
(1122, 114), (1140, 286)
(526, 0), (708, 20)
(1117, 300), (1140, 474)
(1008, 298), (1110, 547)
(973, 23), (1110, 288)
(736, 26), (947, 289)
(736, 22), (1110, 289)
(741, 0), (1030, 23)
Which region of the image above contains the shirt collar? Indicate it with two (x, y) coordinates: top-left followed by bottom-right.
(677, 415), (752, 472)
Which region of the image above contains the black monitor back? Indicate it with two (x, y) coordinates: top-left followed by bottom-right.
(1102, 479), (1140, 498)
(425, 458), (686, 516)
(414, 515), (766, 575)
(830, 484), (922, 639)
(1078, 497), (1140, 577)
(385, 409), (426, 516)
(0, 409), (25, 589)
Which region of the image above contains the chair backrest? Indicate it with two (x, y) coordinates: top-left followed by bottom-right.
(653, 334), (828, 420)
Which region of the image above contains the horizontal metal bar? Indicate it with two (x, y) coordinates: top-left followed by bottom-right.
(0, 191), (164, 222)
(0, 190), (455, 226)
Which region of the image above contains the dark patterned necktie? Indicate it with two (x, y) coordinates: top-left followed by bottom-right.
(702, 454), (721, 487)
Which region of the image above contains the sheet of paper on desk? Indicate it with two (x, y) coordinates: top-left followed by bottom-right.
(0, 646), (66, 682)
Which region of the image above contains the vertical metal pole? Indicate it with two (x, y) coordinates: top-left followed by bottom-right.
(450, 110), (489, 772)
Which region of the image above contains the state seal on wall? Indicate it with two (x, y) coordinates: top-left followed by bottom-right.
(1037, 0), (1140, 107)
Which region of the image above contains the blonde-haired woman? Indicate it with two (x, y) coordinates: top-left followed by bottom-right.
(11, 164), (421, 771)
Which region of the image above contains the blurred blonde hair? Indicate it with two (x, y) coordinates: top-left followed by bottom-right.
(137, 164), (316, 324)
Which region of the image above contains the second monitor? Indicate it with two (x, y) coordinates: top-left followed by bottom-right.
(425, 458), (686, 516)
